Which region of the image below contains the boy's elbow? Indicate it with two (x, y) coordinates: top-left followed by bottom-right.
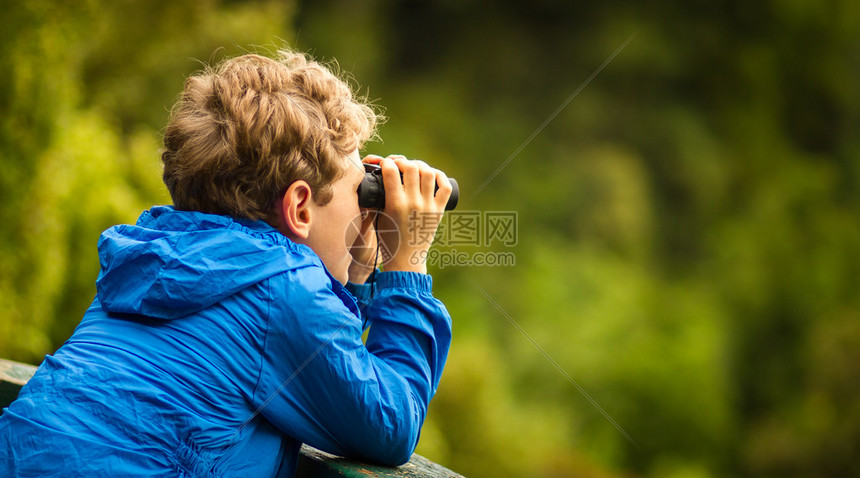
(345, 381), (429, 466)
(388, 450), (415, 467)
(361, 406), (422, 466)
(375, 431), (418, 466)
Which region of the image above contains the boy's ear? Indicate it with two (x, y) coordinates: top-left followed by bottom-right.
(278, 181), (313, 240)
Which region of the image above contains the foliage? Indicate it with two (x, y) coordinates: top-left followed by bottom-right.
(2, 1), (859, 477)
(0, 0), (291, 362)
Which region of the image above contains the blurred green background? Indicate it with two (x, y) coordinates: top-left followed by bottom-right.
(2, 1), (859, 477)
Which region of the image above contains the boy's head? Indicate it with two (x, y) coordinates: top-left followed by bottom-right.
(161, 49), (378, 226)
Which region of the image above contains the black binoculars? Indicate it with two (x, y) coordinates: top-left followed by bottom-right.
(357, 163), (459, 211)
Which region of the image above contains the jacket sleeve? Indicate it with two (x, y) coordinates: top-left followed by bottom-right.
(344, 279), (373, 329)
(252, 267), (452, 466)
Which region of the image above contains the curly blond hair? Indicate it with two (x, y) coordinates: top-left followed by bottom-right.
(161, 50), (379, 224)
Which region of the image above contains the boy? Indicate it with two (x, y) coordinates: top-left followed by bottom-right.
(0, 50), (453, 477)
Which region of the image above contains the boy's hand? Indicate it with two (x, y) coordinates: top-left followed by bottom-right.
(347, 208), (379, 283)
(372, 154), (452, 275)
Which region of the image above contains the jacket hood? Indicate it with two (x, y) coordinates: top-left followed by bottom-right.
(96, 206), (319, 320)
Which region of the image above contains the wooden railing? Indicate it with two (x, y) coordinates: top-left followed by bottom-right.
(0, 358), (463, 477)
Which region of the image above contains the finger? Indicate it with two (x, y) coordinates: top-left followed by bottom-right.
(434, 169), (453, 209)
(379, 157), (405, 209)
(363, 154), (384, 164)
(416, 161), (436, 201)
(394, 157), (420, 199)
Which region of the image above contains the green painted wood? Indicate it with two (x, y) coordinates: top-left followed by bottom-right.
(0, 358), (38, 410)
(295, 445), (464, 478)
(0, 358), (464, 477)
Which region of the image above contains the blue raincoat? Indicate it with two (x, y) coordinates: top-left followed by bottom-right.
(0, 206), (452, 477)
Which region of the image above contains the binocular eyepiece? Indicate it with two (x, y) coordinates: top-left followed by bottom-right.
(357, 163), (459, 211)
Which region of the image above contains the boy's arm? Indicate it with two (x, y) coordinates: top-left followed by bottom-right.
(345, 278), (374, 327)
(252, 266), (451, 466)
(347, 155), (454, 332)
